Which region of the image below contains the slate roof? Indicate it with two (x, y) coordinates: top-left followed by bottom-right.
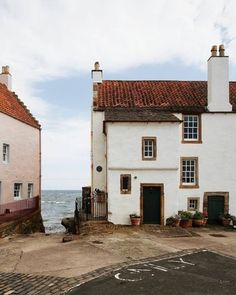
(0, 83), (40, 129)
(95, 80), (236, 112)
(104, 108), (181, 122)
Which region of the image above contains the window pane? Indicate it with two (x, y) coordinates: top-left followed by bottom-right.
(182, 159), (197, 185)
(183, 115), (199, 140)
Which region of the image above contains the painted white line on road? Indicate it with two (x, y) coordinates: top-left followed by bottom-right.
(114, 273), (142, 282)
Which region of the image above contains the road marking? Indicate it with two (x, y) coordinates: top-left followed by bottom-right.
(127, 268), (151, 273)
(168, 257), (195, 266)
(147, 264), (168, 272)
(114, 272), (142, 282)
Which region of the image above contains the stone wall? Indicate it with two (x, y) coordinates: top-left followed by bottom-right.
(0, 210), (45, 237)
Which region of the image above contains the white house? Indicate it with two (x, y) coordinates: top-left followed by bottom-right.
(91, 45), (236, 225)
(0, 66), (41, 216)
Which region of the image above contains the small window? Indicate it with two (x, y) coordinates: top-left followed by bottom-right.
(187, 198), (200, 211)
(3, 144), (9, 163)
(120, 174), (131, 194)
(28, 183), (33, 198)
(180, 157), (199, 188)
(183, 115), (201, 142)
(142, 137), (157, 160)
(14, 183), (22, 199)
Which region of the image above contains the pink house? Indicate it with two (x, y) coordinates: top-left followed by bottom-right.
(0, 66), (41, 218)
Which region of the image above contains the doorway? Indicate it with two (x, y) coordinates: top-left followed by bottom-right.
(208, 195), (225, 224)
(141, 184), (164, 224)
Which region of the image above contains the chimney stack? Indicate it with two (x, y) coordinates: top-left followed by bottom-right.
(207, 45), (232, 112)
(91, 61), (103, 84)
(0, 66), (12, 90)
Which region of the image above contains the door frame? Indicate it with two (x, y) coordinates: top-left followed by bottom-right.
(140, 183), (164, 225)
(203, 192), (229, 215)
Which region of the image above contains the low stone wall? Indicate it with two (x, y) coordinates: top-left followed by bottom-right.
(0, 210), (45, 237)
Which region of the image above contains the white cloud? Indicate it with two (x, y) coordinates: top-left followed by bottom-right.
(1, 0), (236, 189)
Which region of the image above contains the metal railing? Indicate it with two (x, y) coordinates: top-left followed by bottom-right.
(80, 190), (107, 221)
(0, 196), (39, 215)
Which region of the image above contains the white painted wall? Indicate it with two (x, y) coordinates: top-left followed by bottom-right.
(106, 121), (180, 224)
(91, 111), (106, 192)
(178, 113), (236, 215)
(0, 113), (40, 204)
(98, 114), (236, 224)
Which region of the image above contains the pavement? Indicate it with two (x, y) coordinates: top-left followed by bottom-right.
(0, 224), (235, 294)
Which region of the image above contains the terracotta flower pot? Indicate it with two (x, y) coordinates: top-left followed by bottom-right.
(193, 219), (204, 227)
(130, 217), (141, 226)
(180, 219), (192, 228)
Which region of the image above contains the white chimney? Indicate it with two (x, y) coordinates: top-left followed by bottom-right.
(91, 62), (103, 83)
(208, 45), (232, 112)
(0, 66), (12, 90)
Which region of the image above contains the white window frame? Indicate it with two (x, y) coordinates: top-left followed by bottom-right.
(187, 197), (200, 211)
(3, 143), (9, 163)
(142, 137), (157, 160)
(28, 183), (33, 198)
(183, 115), (199, 141)
(180, 157), (199, 188)
(14, 183), (22, 199)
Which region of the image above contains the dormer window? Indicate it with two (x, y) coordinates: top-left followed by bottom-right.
(182, 115), (202, 143)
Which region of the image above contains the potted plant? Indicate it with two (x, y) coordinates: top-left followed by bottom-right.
(220, 213), (232, 227)
(130, 213), (141, 226)
(166, 214), (180, 227)
(192, 211), (204, 227)
(179, 211), (193, 228)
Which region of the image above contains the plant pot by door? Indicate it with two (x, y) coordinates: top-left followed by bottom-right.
(193, 219), (204, 227)
(130, 217), (141, 226)
(180, 219), (192, 228)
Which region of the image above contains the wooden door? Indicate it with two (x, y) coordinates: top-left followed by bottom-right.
(143, 186), (161, 224)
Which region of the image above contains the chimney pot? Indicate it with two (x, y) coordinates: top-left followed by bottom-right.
(219, 44), (225, 57)
(211, 45), (217, 57)
(94, 62), (100, 71)
(0, 65), (12, 90)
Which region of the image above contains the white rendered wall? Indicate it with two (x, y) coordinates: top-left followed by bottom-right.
(178, 113), (236, 215)
(91, 111), (106, 192)
(106, 122), (180, 224)
(0, 113), (40, 204)
(104, 114), (236, 224)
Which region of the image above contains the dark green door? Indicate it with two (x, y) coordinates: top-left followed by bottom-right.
(208, 196), (224, 224)
(143, 186), (161, 224)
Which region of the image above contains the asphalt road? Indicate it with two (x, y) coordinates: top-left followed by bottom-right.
(67, 250), (236, 295)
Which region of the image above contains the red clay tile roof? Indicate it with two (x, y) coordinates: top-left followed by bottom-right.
(95, 80), (236, 112)
(0, 83), (40, 129)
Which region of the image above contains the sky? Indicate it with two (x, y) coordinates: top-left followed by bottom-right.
(1, 0), (236, 189)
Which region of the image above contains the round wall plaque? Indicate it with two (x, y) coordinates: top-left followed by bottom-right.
(96, 166), (102, 172)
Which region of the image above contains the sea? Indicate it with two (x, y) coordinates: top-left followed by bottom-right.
(41, 190), (82, 233)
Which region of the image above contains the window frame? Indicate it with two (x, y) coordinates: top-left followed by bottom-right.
(14, 183), (22, 199)
(142, 137), (157, 161)
(27, 183), (34, 198)
(187, 197), (200, 211)
(3, 143), (10, 164)
(120, 174), (131, 194)
(182, 114), (202, 144)
(180, 157), (199, 189)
